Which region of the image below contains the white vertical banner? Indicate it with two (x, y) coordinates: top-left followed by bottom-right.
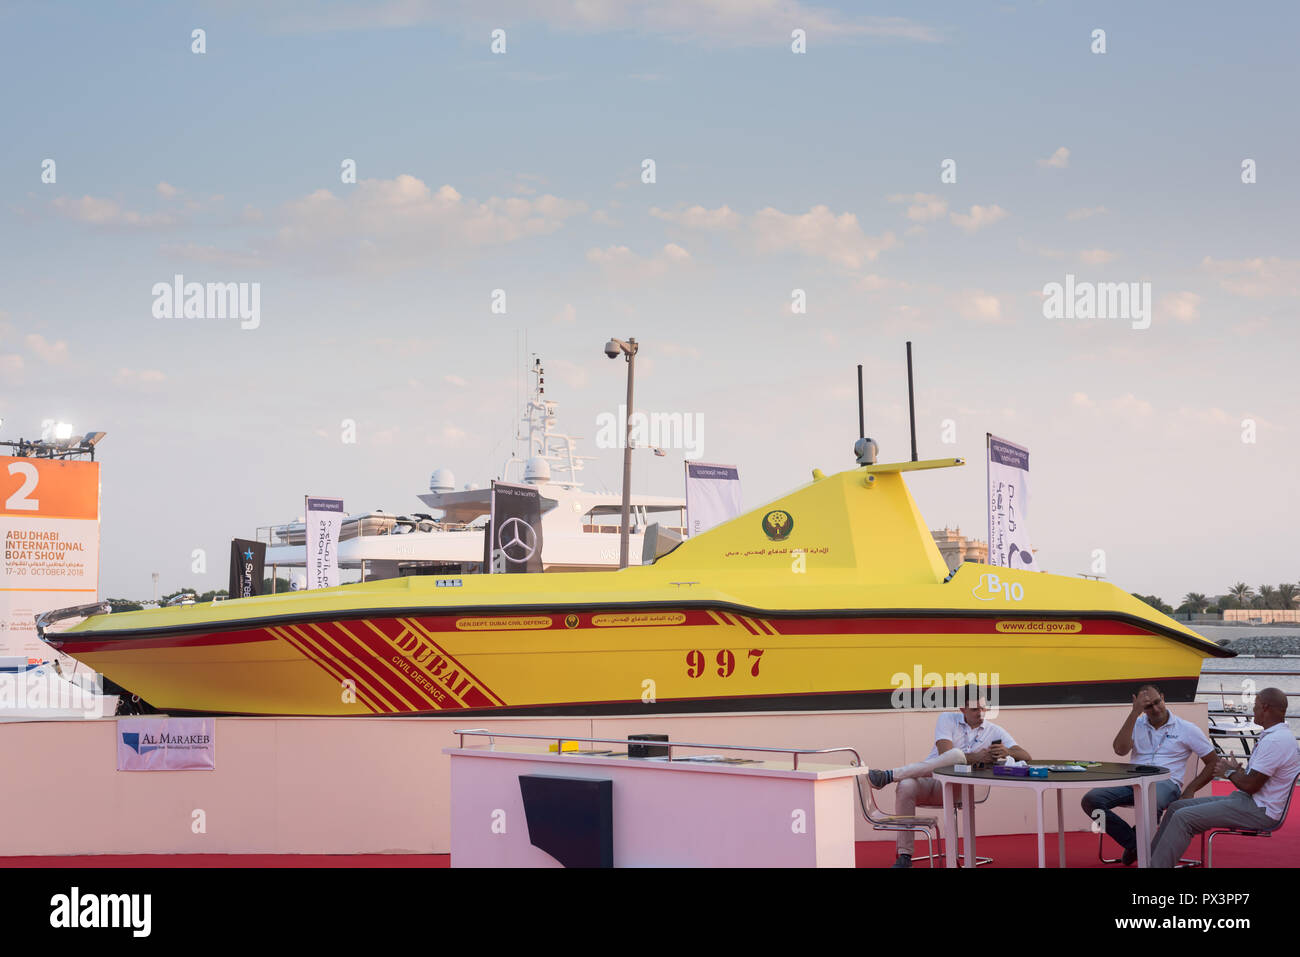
(304, 496), (344, 589)
(986, 435), (1038, 571)
(684, 461), (742, 538)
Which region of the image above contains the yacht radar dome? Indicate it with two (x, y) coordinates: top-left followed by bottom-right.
(429, 468), (456, 493)
(523, 457), (551, 484)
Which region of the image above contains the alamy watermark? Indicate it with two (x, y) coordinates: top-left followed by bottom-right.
(152, 274), (260, 329)
(1042, 274), (1151, 330)
(595, 406), (704, 458)
(890, 667), (1001, 718)
(0, 665), (111, 718)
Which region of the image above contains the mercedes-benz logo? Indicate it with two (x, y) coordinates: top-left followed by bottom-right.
(496, 517), (538, 563)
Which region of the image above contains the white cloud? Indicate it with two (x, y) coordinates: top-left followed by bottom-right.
(25, 334), (68, 363)
(1079, 248), (1116, 264)
(156, 182), (180, 199)
(112, 368), (166, 389)
(651, 202), (895, 269)
(276, 175), (587, 270)
(160, 243), (269, 268)
(957, 290), (1003, 322)
(1066, 205), (1107, 221)
(587, 243), (691, 281)
(1072, 392), (1154, 417)
(51, 195), (177, 228)
(1038, 147), (1070, 168)
(1160, 291), (1201, 322)
(270, 1), (944, 46)
(553, 303), (577, 324)
(950, 204), (1008, 233)
(442, 424), (467, 443)
(0, 354), (23, 377)
(752, 205), (896, 269)
(650, 204), (742, 230)
(887, 192), (947, 222)
(444, 374), (467, 387)
(1200, 256), (1300, 298)
(855, 274), (907, 292)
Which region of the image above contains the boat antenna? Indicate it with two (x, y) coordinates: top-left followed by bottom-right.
(906, 341), (918, 462)
(852, 363), (877, 466)
(857, 364), (864, 439)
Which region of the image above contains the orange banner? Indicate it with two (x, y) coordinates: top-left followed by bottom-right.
(1, 457), (101, 657)
(1, 457), (100, 520)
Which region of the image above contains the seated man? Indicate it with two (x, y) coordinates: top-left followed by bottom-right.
(1082, 684), (1217, 866)
(1149, 687), (1300, 868)
(869, 688), (1030, 868)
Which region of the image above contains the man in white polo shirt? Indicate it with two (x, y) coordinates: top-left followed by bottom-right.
(1083, 683), (1217, 866)
(1149, 687), (1300, 868)
(868, 686), (1031, 868)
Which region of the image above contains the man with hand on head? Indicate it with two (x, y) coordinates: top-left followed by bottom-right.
(869, 686), (1031, 868)
(1082, 683), (1217, 866)
(1149, 687), (1300, 868)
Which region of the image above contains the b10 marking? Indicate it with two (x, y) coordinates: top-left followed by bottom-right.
(973, 572), (1024, 602)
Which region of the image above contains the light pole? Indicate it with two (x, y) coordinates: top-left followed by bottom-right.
(604, 337), (638, 568)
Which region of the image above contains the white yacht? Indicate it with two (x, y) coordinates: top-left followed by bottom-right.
(260, 360), (687, 581)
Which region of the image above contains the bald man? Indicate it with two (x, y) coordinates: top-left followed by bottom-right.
(1148, 687), (1300, 868)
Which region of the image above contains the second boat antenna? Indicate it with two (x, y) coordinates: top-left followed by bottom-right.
(906, 341), (918, 462)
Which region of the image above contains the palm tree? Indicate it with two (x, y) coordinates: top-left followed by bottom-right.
(1182, 592), (1209, 614)
(1277, 583), (1297, 609)
(1229, 582), (1255, 607)
(1258, 585), (1277, 609)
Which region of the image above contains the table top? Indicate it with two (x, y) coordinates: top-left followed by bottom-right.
(932, 760), (1171, 785)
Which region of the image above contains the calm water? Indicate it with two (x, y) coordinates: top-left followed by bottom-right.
(1193, 625), (1300, 750)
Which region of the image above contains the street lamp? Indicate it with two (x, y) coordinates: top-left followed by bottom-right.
(604, 337), (638, 568)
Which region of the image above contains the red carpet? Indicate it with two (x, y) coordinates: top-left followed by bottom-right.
(855, 782), (1299, 868)
(1, 784), (1293, 868)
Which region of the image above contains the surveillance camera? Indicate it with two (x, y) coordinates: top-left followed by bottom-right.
(604, 339), (621, 359)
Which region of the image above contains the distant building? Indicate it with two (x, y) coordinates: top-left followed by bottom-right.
(931, 527), (988, 574)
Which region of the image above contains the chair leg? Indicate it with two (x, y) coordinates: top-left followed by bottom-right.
(1097, 829), (1122, 864)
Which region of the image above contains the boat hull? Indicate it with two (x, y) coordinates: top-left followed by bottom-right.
(57, 604), (1210, 716)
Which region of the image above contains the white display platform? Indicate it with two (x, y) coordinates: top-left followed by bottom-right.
(445, 742), (867, 867)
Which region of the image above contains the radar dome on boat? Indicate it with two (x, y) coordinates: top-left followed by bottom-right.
(429, 468), (456, 493)
(524, 457), (551, 484)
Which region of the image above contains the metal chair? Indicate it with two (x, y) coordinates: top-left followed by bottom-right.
(1203, 771), (1300, 868)
(853, 763), (941, 867)
(1097, 819), (1204, 867)
(913, 785), (993, 866)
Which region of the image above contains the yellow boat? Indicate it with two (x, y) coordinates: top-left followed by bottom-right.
(40, 456), (1230, 716)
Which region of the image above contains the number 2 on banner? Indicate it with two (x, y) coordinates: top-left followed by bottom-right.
(5, 462), (39, 511)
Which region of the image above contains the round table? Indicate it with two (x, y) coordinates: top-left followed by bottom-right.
(931, 761), (1171, 868)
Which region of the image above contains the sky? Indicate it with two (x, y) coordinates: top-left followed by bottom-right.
(1, 1), (1297, 602)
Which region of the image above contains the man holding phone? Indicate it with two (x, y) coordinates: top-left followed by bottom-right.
(869, 686), (1031, 868)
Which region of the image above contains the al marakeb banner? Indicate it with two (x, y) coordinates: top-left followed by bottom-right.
(986, 434), (1039, 571)
(1, 457), (100, 658)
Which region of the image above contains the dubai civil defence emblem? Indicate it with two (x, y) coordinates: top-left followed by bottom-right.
(564, 614), (579, 629)
(761, 509), (794, 541)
